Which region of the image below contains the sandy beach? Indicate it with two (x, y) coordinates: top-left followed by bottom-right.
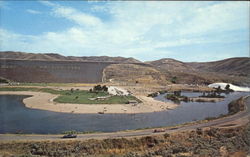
(0, 91), (178, 114)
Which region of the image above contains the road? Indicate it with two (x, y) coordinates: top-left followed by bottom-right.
(0, 96), (249, 142)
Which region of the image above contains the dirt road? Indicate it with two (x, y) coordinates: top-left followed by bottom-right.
(0, 96), (249, 142)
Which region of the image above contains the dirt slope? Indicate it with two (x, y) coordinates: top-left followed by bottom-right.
(0, 51), (141, 63)
(147, 57), (250, 85)
(189, 57), (250, 76)
(103, 64), (169, 85)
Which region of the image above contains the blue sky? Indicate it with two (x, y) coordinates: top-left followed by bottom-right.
(0, 1), (249, 62)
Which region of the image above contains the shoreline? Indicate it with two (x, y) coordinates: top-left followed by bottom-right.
(0, 91), (178, 114)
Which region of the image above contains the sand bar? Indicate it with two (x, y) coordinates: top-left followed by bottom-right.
(0, 91), (178, 114)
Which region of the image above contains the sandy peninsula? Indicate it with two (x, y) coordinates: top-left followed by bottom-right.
(0, 91), (178, 114)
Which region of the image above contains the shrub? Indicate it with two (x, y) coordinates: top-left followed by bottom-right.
(171, 76), (177, 84)
(164, 133), (170, 138)
(196, 128), (203, 135)
(93, 85), (109, 92)
(147, 92), (158, 97)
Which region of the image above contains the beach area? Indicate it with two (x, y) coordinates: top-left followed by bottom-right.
(0, 91), (178, 114)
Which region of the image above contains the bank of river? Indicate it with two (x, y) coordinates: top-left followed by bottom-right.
(0, 92), (249, 134)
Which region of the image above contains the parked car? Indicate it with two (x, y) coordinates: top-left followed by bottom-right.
(62, 134), (77, 138)
(153, 128), (165, 133)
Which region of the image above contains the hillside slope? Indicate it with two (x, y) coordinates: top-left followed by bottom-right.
(188, 57), (250, 76)
(0, 51), (141, 63)
(103, 64), (169, 85)
(147, 57), (250, 85)
(147, 58), (196, 73)
(0, 51), (249, 85)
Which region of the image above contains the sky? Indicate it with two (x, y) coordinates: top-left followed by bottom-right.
(0, 1), (249, 62)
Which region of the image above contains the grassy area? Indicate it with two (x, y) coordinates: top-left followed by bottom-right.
(0, 87), (140, 104)
(16, 83), (96, 87)
(0, 87), (66, 94)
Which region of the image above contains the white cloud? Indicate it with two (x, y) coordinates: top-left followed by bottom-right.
(39, 1), (57, 7)
(52, 6), (102, 26)
(1, 1), (249, 61)
(180, 2), (249, 35)
(91, 5), (109, 12)
(40, 1), (103, 27)
(26, 9), (42, 14)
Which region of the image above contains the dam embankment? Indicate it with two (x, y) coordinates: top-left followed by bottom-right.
(0, 59), (151, 83)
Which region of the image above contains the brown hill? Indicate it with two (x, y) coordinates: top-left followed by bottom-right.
(147, 57), (250, 85)
(147, 58), (196, 73)
(188, 57), (250, 76)
(103, 64), (169, 85)
(0, 51), (249, 85)
(0, 51), (141, 63)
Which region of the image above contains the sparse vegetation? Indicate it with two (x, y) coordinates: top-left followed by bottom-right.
(90, 85), (108, 93)
(199, 91), (225, 98)
(213, 85), (234, 94)
(147, 92), (158, 97)
(147, 90), (168, 97)
(165, 91), (189, 103)
(1, 123), (249, 157)
(228, 97), (245, 114)
(171, 76), (178, 84)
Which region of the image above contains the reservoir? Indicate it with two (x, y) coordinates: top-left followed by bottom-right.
(0, 92), (249, 134)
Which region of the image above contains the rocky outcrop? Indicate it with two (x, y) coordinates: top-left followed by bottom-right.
(228, 97), (246, 114)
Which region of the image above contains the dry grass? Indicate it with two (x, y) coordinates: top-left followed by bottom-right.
(103, 64), (169, 86)
(1, 123), (249, 157)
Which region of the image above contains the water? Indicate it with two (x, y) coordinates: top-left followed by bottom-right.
(0, 92), (249, 134)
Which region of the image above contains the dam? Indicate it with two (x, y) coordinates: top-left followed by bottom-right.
(0, 59), (114, 83)
(0, 59), (151, 83)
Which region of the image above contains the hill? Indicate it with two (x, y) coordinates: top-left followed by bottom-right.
(0, 51), (141, 63)
(147, 57), (250, 85)
(188, 57), (250, 76)
(103, 64), (169, 86)
(146, 58), (196, 73)
(0, 51), (249, 85)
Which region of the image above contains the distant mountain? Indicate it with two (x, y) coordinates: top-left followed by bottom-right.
(0, 51), (141, 63)
(188, 57), (250, 76)
(147, 57), (250, 85)
(147, 58), (196, 73)
(148, 57), (250, 75)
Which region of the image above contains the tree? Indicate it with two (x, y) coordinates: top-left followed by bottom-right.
(174, 91), (181, 96)
(102, 85), (108, 92)
(171, 76), (177, 84)
(225, 84), (230, 90)
(94, 85), (102, 91)
(215, 86), (222, 94)
(93, 85), (109, 92)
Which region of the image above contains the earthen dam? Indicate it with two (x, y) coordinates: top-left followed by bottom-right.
(0, 59), (149, 83)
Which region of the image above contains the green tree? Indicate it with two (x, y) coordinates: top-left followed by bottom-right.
(102, 85), (108, 92)
(225, 84), (230, 90)
(171, 76), (177, 84)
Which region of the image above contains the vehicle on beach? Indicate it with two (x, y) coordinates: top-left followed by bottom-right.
(153, 128), (166, 133)
(62, 134), (77, 138)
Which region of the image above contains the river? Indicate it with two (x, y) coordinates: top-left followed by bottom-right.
(0, 92), (249, 134)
